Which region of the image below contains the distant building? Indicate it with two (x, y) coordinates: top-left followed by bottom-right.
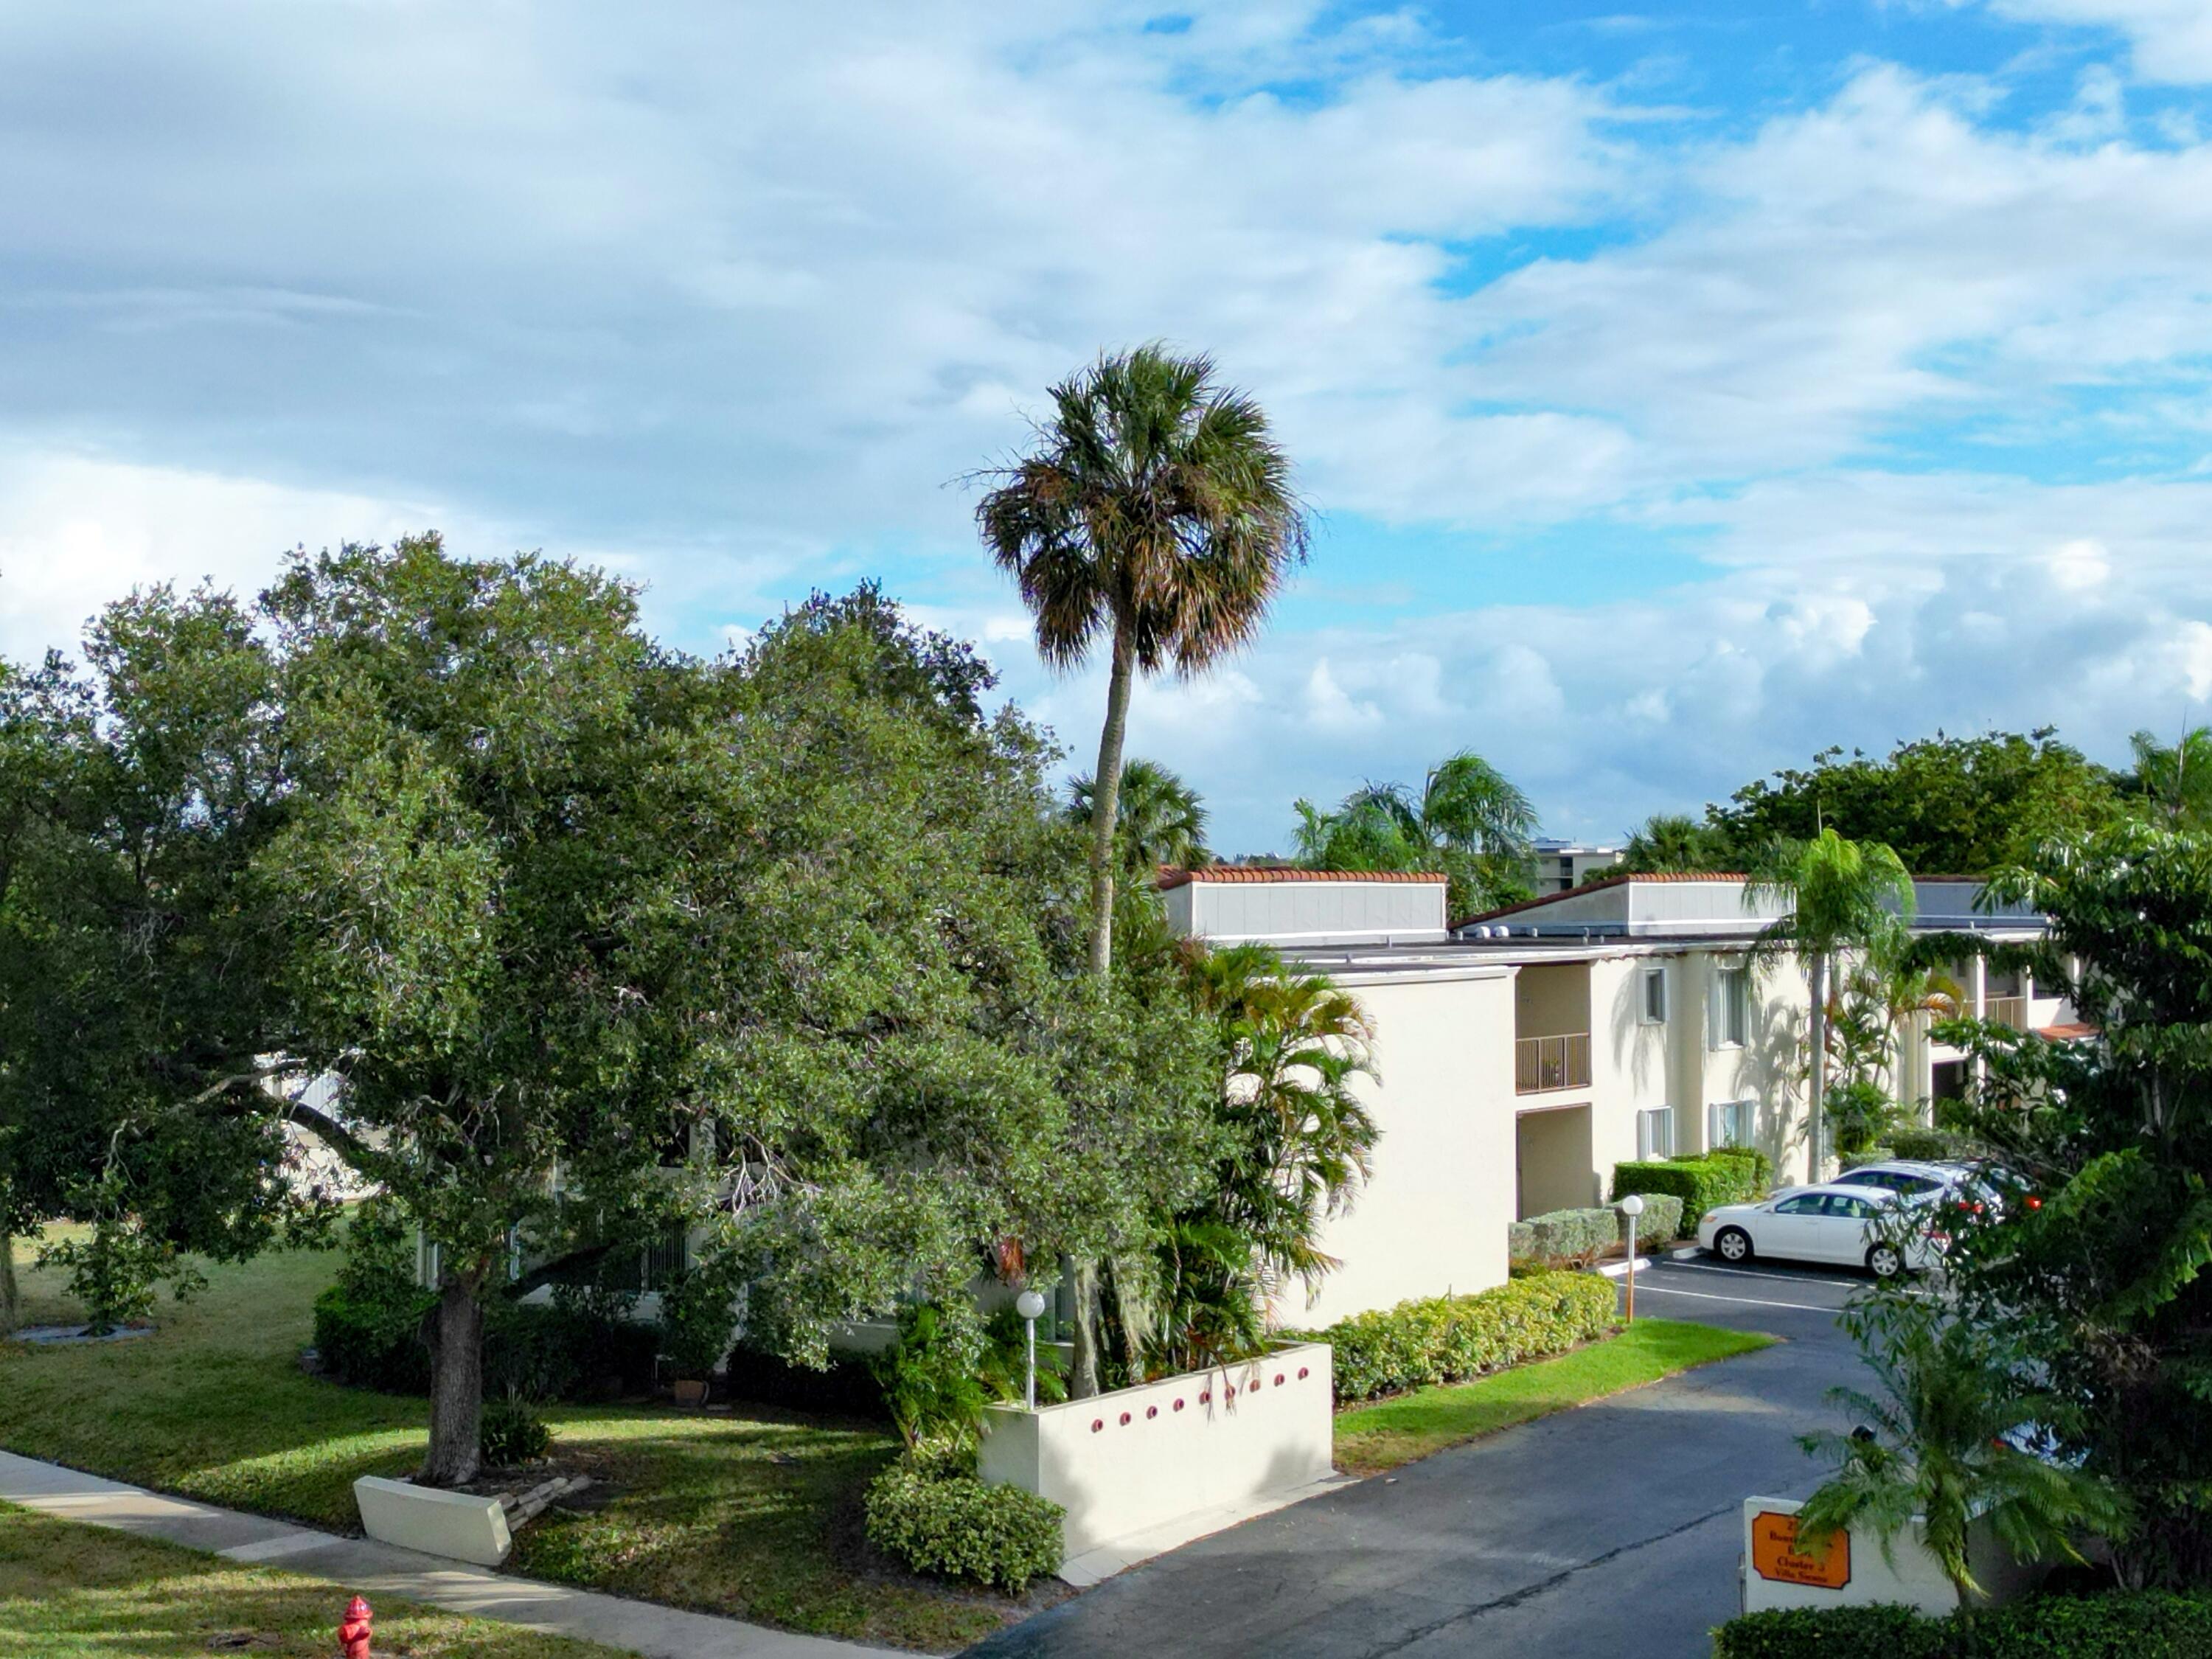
(1527, 838), (1624, 894)
(1157, 866), (2075, 1327)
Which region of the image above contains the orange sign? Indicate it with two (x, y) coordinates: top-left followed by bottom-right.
(1750, 1511), (1851, 1589)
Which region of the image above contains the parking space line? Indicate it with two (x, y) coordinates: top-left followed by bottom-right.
(1630, 1281), (1842, 1314)
(1657, 1261), (1859, 1289)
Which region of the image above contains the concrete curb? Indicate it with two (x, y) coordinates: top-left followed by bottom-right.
(0, 1449), (896, 1658)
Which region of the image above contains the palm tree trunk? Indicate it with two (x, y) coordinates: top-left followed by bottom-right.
(1808, 951), (1829, 1182)
(0, 1234), (17, 1336)
(1068, 617), (1136, 1400)
(1085, 619), (1136, 979)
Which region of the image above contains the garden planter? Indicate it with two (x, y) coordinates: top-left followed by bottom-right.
(672, 1378), (709, 1407)
(979, 1341), (1335, 1559)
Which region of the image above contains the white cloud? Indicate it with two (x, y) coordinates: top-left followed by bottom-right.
(1978, 0), (2212, 83)
(0, 451), (454, 661)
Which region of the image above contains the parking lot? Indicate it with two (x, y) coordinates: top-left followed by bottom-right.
(967, 1250), (1879, 1659)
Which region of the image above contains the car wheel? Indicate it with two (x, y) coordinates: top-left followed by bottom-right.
(1867, 1243), (1905, 1279)
(1714, 1227), (1752, 1264)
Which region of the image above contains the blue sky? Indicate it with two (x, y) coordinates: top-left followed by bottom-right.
(5, 1), (2212, 853)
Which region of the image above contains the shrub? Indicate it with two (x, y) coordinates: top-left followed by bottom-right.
(1523, 1208), (1616, 1267)
(312, 1199), (434, 1393)
(1891, 1127), (1972, 1162)
(484, 1289), (660, 1404)
(1696, 1144), (1775, 1191)
(1712, 1593), (2212, 1659)
(1304, 1270), (1616, 1402)
(1506, 1219), (1535, 1261)
(872, 1302), (990, 1453)
(1619, 1192), (1683, 1248)
(657, 1261), (738, 1382)
(1712, 1604), (1947, 1659)
(479, 1396), (551, 1467)
(1613, 1157), (1759, 1227)
(313, 1203), (658, 1402)
(863, 1462), (1064, 1593)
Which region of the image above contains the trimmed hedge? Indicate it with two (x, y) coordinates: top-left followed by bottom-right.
(1713, 1592), (2212, 1659)
(1891, 1127), (1973, 1162)
(1525, 1208), (1616, 1266)
(1699, 1144), (1775, 1189)
(312, 1284), (660, 1402)
(1301, 1270), (1616, 1403)
(1613, 1156), (1760, 1227)
(863, 1463), (1065, 1593)
(1620, 1192), (1683, 1248)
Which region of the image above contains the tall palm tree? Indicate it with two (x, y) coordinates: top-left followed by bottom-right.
(979, 345), (1305, 1396)
(2128, 726), (2212, 829)
(1747, 829), (1915, 1179)
(1068, 757), (1210, 874)
(979, 344), (1307, 980)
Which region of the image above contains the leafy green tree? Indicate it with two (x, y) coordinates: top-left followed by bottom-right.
(0, 540), (1221, 1481)
(1747, 830), (1915, 1178)
(1926, 822), (2212, 1587)
(2125, 726), (2212, 830)
(1798, 1295), (2124, 1602)
(978, 344), (1307, 1396)
(1068, 757), (1209, 873)
(1293, 751), (1537, 917)
(1711, 729), (2122, 874)
(0, 594), (335, 1338)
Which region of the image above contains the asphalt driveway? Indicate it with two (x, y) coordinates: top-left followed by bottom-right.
(966, 1256), (1874, 1659)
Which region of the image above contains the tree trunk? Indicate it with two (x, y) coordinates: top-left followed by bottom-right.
(0, 1234), (17, 1336)
(1808, 951), (1829, 1183)
(422, 1270), (487, 1487)
(1068, 619), (1136, 1401)
(1085, 619), (1136, 980)
(1068, 1259), (1102, 1399)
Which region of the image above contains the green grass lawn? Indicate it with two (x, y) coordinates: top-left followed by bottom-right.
(0, 1238), (1034, 1652)
(1332, 1318), (1777, 1477)
(0, 1500), (628, 1658)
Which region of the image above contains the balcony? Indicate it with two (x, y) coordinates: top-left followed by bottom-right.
(1985, 996), (2028, 1031)
(1516, 1032), (1591, 1095)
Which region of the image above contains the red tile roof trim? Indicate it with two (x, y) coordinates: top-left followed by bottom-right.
(1156, 866), (1448, 892)
(2036, 1022), (2098, 1041)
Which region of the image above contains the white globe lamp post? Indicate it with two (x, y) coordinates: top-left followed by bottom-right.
(1015, 1289), (1048, 1410)
(1619, 1194), (1646, 1324)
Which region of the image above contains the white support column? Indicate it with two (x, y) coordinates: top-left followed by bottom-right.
(1971, 955), (1988, 1088)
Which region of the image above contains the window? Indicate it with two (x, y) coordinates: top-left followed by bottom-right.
(1708, 1099), (1753, 1148)
(1848, 1169), (1941, 1196)
(1823, 1194), (1876, 1220)
(1636, 1106), (1674, 1160)
(1641, 966), (1668, 1025)
(1774, 1194), (1823, 1215)
(1711, 966), (1750, 1048)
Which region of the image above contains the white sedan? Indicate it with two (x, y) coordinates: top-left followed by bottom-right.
(1697, 1181), (1941, 1279)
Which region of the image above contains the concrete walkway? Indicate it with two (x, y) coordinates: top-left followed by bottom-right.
(0, 1450), (897, 1659)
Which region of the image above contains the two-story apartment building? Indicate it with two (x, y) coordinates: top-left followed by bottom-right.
(1157, 866), (2071, 1328)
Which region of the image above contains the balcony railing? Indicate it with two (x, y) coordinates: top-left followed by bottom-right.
(1515, 1032), (1591, 1095)
(1984, 996), (2028, 1031)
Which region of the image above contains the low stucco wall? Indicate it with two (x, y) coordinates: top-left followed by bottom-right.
(1741, 1496), (2043, 1617)
(979, 1343), (1335, 1555)
(355, 1477), (512, 1567)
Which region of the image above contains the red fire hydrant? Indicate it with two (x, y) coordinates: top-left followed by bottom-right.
(339, 1594), (373, 1658)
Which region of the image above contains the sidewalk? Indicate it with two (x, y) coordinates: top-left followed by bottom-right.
(0, 1450), (898, 1659)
